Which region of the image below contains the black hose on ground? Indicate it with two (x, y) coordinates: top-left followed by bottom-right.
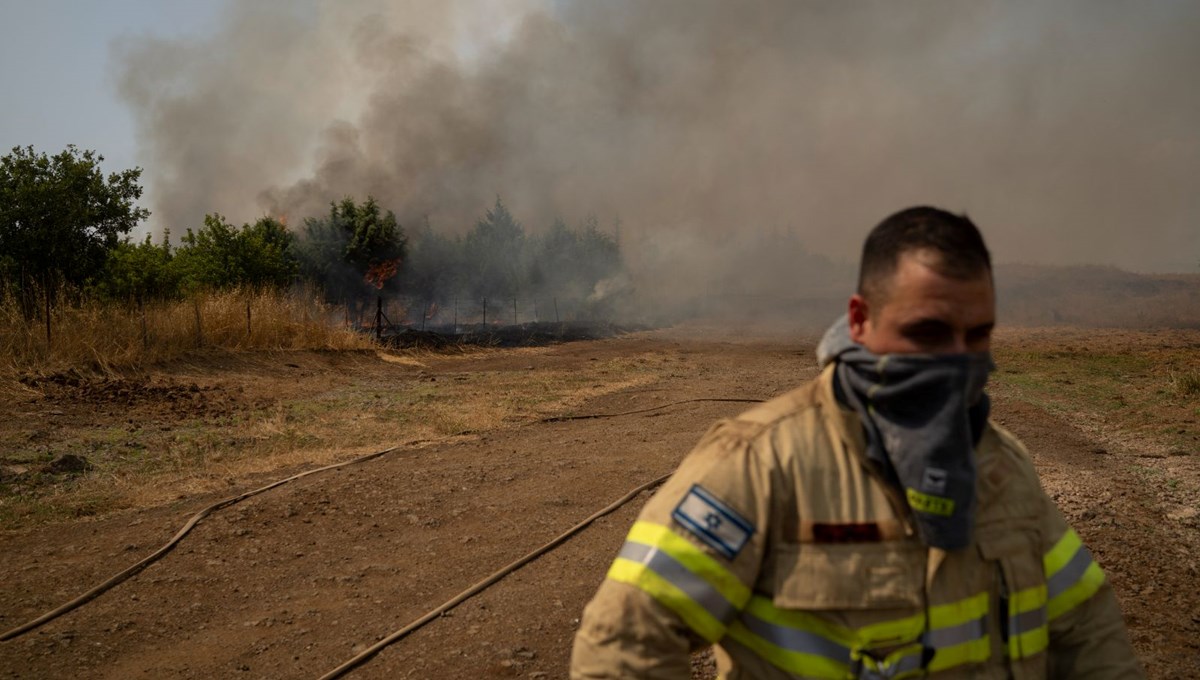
(0, 445), (402, 642)
(2, 395), (763, 668)
(316, 471), (673, 680)
(320, 398), (768, 678)
(541, 397), (764, 422)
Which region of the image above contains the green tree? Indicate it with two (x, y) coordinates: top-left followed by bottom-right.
(93, 231), (180, 302)
(462, 197), (526, 301)
(342, 197), (406, 279)
(531, 214), (622, 300)
(234, 216), (298, 289)
(404, 217), (462, 303)
(575, 214), (622, 288)
(173, 214), (298, 291)
(173, 214), (241, 291)
(296, 196), (407, 305)
(533, 217), (579, 295)
(0, 145), (149, 305)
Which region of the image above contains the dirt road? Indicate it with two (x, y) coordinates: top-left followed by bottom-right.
(1, 330), (1196, 678)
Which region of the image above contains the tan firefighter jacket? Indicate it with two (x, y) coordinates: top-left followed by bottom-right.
(570, 365), (1142, 679)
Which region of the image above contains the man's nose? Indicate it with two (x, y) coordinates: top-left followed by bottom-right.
(947, 333), (970, 354)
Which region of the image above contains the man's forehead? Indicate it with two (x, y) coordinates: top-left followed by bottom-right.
(879, 251), (994, 319)
(891, 249), (991, 288)
(904, 247), (947, 269)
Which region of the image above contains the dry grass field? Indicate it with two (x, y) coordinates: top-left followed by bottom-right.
(0, 345), (663, 528)
(0, 289), (372, 375)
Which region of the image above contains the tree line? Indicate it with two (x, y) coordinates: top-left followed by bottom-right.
(0, 145), (624, 322)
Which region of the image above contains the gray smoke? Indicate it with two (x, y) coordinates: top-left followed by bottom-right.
(116, 0), (1200, 315)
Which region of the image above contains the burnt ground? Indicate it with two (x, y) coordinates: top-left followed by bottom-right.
(1, 329), (1197, 678)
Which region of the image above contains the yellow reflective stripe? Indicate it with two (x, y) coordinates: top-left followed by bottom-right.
(627, 521), (751, 608)
(742, 595), (856, 646)
(607, 557), (726, 642)
(929, 592), (988, 627)
(1047, 561), (1105, 621)
(926, 593), (991, 671)
(1006, 584), (1048, 659)
(1012, 624), (1049, 658)
(858, 592), (988, 651)
(1043, 527), (1107, 621)
(745, 591), (990, 644)
(726, 619), (850, 680)
(929, 635), (992, 671)
(1010, 584), (1047, 616)
(1044, 529), (1084, 576)
(736, 592), (993, 675)
(855, 615), (924, 648)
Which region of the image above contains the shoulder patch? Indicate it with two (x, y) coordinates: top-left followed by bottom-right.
(671, 484), (754, 559)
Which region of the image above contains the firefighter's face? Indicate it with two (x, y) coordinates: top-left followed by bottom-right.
(848, 249), (995, 355)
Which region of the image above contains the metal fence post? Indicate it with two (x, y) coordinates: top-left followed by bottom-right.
(375, 296), (383, 341)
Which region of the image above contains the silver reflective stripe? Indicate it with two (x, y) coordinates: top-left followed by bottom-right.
(923, 615), (986, 648)
(737, 609), (851, 663)
(1047, 545), (1094, 599)
(617, 541), (739, 624)
(1010, 607), (1047, 635)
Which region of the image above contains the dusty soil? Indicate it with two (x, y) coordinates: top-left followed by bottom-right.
(1, 327), (1197, 678)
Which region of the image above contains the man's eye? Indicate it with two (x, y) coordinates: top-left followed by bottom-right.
(905, 326), (947, 342)
(967, 327), (994, 344)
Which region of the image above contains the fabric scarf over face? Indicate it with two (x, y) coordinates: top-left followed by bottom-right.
(817, 315), (993, 550)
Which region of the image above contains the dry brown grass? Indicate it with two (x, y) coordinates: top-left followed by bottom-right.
(1171, 369), (1200, 398)
(0, 288), (373, 376)
(991, 326), (1200, 454)
(0, 345), (667, 528)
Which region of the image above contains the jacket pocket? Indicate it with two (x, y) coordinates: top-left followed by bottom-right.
(771, 541), (924, 610)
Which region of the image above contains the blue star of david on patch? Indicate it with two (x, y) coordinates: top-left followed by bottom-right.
(672, 484), (754, 560)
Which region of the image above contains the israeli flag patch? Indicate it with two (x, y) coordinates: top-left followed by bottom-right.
(672, 485), (754, 560)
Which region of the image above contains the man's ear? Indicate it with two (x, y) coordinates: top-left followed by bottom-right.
(848, 294), (870, 345)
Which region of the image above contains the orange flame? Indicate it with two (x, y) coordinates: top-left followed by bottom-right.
(365, 258), (401, 289)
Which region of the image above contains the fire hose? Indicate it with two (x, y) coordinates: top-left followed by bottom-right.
(316, 471), (674, 680)
(0, 445), (402, 642)
(320, 397), (763, 678)
(1, 396), (764, 677)
(540, 397), (764, 422)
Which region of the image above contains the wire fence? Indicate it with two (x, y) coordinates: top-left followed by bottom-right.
(0, 282), (621, 372)
(355, 293), (611, 336)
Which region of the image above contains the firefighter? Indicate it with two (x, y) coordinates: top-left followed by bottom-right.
(570, 207), (1142, 679)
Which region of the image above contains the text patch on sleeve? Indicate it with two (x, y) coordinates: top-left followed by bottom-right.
(672, 484), (754, 560)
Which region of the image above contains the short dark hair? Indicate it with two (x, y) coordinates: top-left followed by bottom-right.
(857, 206), (992, 302)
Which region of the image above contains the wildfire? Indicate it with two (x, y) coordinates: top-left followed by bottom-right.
(365, 258), (401, 289)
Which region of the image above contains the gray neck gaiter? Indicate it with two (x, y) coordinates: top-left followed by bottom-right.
(817, 315), (993, 550)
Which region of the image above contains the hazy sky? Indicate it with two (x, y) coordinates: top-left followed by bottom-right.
(0, 1), (222, 175)
(2, 1), (1197, 275)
